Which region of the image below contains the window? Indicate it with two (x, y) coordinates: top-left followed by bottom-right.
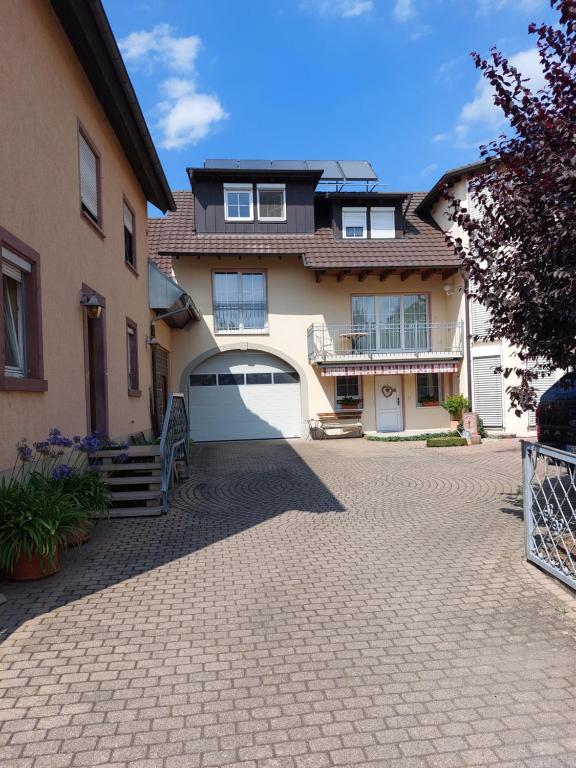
(126, 319), (139, 395)
(0, 231), (45, 391)
(416, 373), (441, 407)
(370, 207), (395, 239)
(336, 376), (362, 409)
(79, 130), (101, 226)
(342, 207), (367, 238)
(351, 294), (429, 352)
(213, 271), (267, 333)
(224, 184), (253, 221)
(218, 373), (244, 386)
(273, 371), (299, 384)
(257, 185), (286, 221)
(190, 374), (217, 386)
(246, 373), (272, 384)
(123, 201), (136, 268)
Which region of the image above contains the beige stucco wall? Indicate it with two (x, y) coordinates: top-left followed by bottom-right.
(0, 0), (154, 470)
(170, 255), (467, 436)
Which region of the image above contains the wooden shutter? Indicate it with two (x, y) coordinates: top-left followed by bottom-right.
(79, 133), (99, 221)
(472, 356), (503, 428)
(370, 208), (395, 239)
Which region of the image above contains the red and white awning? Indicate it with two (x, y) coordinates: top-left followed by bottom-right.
(320, 362), (459, 377)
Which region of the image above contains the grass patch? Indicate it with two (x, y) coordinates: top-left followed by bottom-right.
(426, 436), (468, 447)
(366, 431), (459, 443)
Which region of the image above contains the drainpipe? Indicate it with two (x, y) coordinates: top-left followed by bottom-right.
(463, 274), (473, 405)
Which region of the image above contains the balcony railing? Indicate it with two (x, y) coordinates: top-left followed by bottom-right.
(307, 322), (464, 363)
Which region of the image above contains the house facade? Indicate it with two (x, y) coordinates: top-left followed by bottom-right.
(149, 160), (469, 442)
(426, 162), (561, 436)
(0, 0), (174, 470)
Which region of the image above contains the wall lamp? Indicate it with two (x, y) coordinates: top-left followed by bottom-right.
(79, 291), (104, 319)
(442, 282), (455, 296)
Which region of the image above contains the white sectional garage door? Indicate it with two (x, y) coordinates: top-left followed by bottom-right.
(188, 351), (302, 442)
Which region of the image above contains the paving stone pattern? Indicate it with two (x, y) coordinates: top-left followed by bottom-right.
(2, 438), (576, 768)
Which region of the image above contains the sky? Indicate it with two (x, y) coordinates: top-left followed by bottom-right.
(103, 0), (556, 206)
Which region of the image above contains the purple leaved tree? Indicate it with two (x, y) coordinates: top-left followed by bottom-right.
(446, 0), (576, 414)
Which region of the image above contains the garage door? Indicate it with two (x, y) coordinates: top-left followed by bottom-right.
(188, 351), (302, 442)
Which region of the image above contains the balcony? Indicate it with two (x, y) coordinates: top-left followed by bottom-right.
(307, 322), (464, 364)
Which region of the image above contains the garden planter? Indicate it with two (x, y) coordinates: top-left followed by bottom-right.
(340, 403), (361, 410)
(421, 402), (439, 407)
(450, 419), (459, 429)
(66, 519), (95, 546)
(8, 550), (60, 580)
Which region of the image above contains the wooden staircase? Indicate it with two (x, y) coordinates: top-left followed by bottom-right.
(89, 445), (163, 518)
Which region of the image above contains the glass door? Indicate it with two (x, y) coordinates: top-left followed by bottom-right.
(403, 294), (428, 350)
(376, 296), (401, 350)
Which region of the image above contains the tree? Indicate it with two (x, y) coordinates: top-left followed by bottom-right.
(445, 0), (576, 414)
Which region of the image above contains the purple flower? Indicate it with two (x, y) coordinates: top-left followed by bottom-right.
(52, 464), (74, 481)
(75, 432), (102, 453)
(16, 440), (33, 463)
(33, 441), (51, 456)
(47, 428), (73, 448)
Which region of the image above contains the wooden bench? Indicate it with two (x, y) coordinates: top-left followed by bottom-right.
(311, 411), (364, 440)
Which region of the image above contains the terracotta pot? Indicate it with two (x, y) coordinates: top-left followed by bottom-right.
(450, 419), (459, 429)
(422, 401), (439, 407)
(341, 402), (361, 409)
(9, 550), (60, 581)
(66, 520), (95, 546)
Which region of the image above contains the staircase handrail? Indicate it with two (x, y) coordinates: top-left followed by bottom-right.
(159, 392), (189, 513)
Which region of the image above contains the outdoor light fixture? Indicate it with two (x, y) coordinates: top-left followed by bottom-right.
(442, 282), (455, 296)
(79, 292), (104, 319)
(145, 335), (160, 346)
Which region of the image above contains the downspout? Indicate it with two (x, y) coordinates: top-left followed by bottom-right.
(463, 274), (473, 404)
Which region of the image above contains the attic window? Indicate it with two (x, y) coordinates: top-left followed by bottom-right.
(257, 185), (286, 221)
(224, 184), (253, 221)
(342, 207), (367, 239)
(370, 207), (395, 239)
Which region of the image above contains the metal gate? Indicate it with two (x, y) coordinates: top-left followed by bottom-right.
(523, 441), (576, 591)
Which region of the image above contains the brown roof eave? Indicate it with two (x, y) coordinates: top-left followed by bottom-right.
(416, 159), (493, 215)
(50, 0), (175, 213)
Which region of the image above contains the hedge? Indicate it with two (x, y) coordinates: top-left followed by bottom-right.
(426, 436), (468, 448)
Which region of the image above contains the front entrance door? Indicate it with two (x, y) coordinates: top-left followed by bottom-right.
(375, 375), (403, 432)
(83, 287), (108, 436)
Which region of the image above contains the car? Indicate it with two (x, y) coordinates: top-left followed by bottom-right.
(536, 372), (576, 452)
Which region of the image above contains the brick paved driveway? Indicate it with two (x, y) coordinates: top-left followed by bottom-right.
(2, 438), (576, 768)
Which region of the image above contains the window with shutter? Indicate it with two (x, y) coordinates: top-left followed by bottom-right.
(472, 355), (503, 428)
(370, 207), (395, 239)
(126, 320), (140, 394)
(342, 208), (367, 239)
(79, 131), (100, 225)
(123, 201), (135, 267)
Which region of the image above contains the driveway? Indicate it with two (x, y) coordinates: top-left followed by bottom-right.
(2, 438), (576, 768)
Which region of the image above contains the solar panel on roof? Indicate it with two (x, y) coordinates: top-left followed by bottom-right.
(203, 159), (378, 181)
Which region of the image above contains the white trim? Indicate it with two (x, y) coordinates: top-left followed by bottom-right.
(342, 207), (367, 239)
(224, 184), (254, 221)
(1, 246), (32, 273)
(256, 184), (287, 222)
(370, 207), (395, 239)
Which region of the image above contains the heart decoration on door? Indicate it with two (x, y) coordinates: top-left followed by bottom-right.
(381, 385), (396, 398)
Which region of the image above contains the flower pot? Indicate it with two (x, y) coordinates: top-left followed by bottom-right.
(450, 419), (459, 429)
(8, 550), (60, 581)
(341, 403), (360, 410)
(66, 519), (95, 546)
(421, 401), (439, 407)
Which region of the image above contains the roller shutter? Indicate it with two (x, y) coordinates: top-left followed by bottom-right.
(472, 356), (503, 428)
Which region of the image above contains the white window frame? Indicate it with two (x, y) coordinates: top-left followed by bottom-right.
(335, 375), (362, 410)
(212, 270), (268, 334)
(370, 207), (395, 239)
(342, 207), (367, 239)
(224, 183), (254, 222)
(2, 252), (28, 378)
(256, 184), (287, 222)
(415, 372), (442, 408)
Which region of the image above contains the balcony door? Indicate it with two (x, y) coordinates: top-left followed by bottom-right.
(352, 294), (428, 353)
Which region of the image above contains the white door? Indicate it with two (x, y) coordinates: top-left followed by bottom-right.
(375, 375), (403, 432)
(188, 351), (302, 442)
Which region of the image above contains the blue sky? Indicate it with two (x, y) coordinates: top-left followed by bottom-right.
(104, 0), (555, 204)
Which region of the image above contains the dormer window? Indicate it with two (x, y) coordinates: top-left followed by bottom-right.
(257, 184), (286, 221)
(224, 184), (253, 221)
(342, 207), (367, 239)
(370, 207), (395, 239)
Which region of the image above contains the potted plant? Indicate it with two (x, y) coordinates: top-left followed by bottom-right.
(59, 470), (110, 545)
(0, 478), (81, 580)
(420, 394), (440, 407)
(441, 394), (470, 428)
(340, 397), (361, 410)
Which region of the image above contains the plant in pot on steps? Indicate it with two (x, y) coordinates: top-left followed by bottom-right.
(441, 394), (470, 428)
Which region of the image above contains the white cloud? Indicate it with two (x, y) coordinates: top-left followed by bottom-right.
(434, 47), (545, 149)
(301, 0), (374, 18)
(119, 23), (200, 73)
(157, 79), (228, 150)
(420, 163), (439, 177)
(393, 0), (415, 22)
(476, 0), (545, 14)
(119, 24), (228, 150)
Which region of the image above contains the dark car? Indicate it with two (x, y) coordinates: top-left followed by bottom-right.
(536, 372), (576, 452)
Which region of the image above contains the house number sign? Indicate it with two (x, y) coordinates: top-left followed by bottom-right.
(381, 385), (396, 398)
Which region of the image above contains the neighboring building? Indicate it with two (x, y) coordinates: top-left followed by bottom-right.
(149, 159), (468, 442)
(424, 161), (561, 435)
(0, 0), (176, 470)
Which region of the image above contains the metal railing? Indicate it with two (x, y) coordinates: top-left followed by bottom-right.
(159, 392), (190, 513)
(523, 441), (576, 591)
(307, 321), (464, 362)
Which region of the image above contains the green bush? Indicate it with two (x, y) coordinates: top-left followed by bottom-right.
(426, 436), (468, 447)
(366, 431), (459, 443)
(441, 394), (470, 420)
